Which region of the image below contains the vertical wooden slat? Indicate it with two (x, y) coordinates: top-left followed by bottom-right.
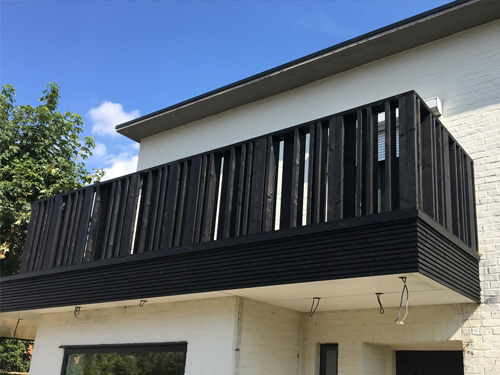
(64, 191), (82, 266)
(449, 142), (460, 238)
(365, 107), (378, 215)
(466, 159), (478, 250)
(313, 122), (328, 223)
(201, 153), (222, 242)
(114, 177), (131, 256)
(182, 156), (203, 246)
(241, 143), (254, 235)
(35, 199), (54, 271)
(152, 167), (169, 250)
(43, 196), (64, 269)
(85, 186), (101, 262)
(19, 202), (40, 273)
(249, 138), (268, 234)
(355, 110), (365, 216)
(106, 180), (123, 258)
(233, 145), (247, 237)
(194, 155), (209, 243)
(343, 114), (357, 219)
(328, 116), (344, 221)
(160, 162), (182, 249)
(55, 194), (73, 267)
(173, 161), (189, 247)
(119, 174), (141, 256)
(263, 136), (279, 232)
(218, 148), (238, 239)
(384, 101), (398, 212)
(280, 129), (306, 229)
(29, 201), (47, 271)
(72, 187), (94, 264)
(434, 124), (445, 226)
(93, 183), (112, 259)
(457, 148), (467, 243)
(442, 131), (453, 231)
(136, 171), (154, 253)
(398, 93), (418, 209)
(420, 109), (436, 218)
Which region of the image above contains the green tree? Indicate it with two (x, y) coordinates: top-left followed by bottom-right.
(0, 338), (31, 373)
(0, 83), (103, 277)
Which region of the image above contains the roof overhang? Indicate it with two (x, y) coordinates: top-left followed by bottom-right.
(117, 0), (500, 142)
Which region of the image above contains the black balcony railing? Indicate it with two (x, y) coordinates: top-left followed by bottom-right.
(19, 91), (477, 274)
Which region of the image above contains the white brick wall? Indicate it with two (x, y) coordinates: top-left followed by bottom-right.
(237, 298), (301, 375)
(29, 297), (239, 375)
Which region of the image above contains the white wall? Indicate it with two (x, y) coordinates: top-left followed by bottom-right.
(137, 20), (500, 171)
(29, 297), (239, 375)
(303, 304), (475, 375)
(237, 298), (301, 375)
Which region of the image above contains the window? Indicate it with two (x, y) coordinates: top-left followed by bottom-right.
(60, 343), (187, 375)
(319, 344), (338, 375)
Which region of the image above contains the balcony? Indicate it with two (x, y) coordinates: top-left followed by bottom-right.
(0, 91), (480, 319)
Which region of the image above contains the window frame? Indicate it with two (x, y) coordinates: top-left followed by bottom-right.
(59, 342), (187, 375)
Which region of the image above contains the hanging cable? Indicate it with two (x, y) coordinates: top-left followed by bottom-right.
(375, 293), (384, 314)
(395, 277), (409, 324)
(308, 297), (321, 317)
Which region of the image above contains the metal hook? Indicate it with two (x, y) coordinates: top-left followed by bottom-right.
(139, 300), (148, 307)
(375, 293), (384, 314)
(308, 297), (321, 317)
(395, 277), (409, 324)
(74, 306), (81, 318)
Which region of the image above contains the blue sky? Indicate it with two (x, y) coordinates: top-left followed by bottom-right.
(1, 0), (450, 180)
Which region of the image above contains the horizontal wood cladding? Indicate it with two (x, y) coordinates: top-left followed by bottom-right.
(0, 209), (479, 312)
(416, 213), (480, 302)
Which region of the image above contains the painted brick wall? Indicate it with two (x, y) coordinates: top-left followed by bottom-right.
(303, 304), (475, 374)
(237, 298), (301, 375)
(29, 297), (239, 375)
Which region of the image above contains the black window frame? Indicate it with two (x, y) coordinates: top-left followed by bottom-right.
(319, 343), (338, 375)
(60, 342), (187, 375)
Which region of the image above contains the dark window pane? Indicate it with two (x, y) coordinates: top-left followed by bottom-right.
(320, 344), (338, 375)
(62, 344), (186, 375)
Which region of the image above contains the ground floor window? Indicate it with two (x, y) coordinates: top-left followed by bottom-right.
(319, 344), (338, 375)
(61, 342), (187, 375)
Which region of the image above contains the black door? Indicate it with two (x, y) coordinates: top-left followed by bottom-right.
(396, 351), (464, 375)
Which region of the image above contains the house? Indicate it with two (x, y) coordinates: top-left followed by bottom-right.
(1, 0), (500, 373)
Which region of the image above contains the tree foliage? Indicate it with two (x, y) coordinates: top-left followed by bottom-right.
(0, 338), (32, 373)
(0, 83), (103, 276)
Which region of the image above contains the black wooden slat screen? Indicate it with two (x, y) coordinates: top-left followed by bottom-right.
(19, 91), (478, 273)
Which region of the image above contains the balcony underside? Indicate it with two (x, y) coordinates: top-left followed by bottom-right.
(0, 209), (480, 333)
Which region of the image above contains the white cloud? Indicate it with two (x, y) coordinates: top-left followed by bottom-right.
(93, 142), (107, 158)
(101, 153), (139, 181)
(88, 101), (140, 137)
